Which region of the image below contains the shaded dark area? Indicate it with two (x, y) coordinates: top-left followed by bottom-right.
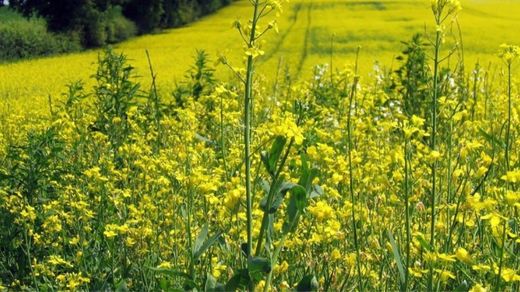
(7, 0), (232, 48)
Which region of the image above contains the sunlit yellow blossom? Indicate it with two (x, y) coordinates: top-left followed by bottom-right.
(435, 269), (456, 282)
(501, 169), (520, 183)
(274, 260), (289, 275)
(469, 283), (487, 292)
(156, 262), (172, 269)
(455, 247), (472, 264)
(437, 253), (456, 263)
(308, 201), (335, 221)
(271, 116), (304, 145)
(472, 264), (491, 272)
(501, 268), (520, 282)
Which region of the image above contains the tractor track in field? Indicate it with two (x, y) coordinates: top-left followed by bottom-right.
(294, 1), (313, 78)
(258, 2), (303, 65)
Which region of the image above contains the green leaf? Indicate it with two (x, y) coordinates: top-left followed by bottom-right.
(259, 178), (270, 195)
(298, 154), (319, 193)
(194, 230), (223, 260)
(225, 269), (250, 291)
(479, 127), (505, 149)
(293, 187), (307, 212)
(193, 224), (209, 256)
(269, 136), (287, 172)
(310, 184), (324, 199)
(279, 181), (298, 194)
(183, 278), (197, 290)
(259, 180), (296, 214)
(415, 234), (432, 252)
(453, 280), (470, 292)
(284, 185), (307, 233)
(115, 280), (129, 292)
(296, 274), (319, 292)
(205, 274), (225, 292)
(261, 136), (287, 176)
(248, 256), (271, 276)
(248, 256), (271, 282)
(259, 178), (281, 213)
(159, 278), (169, 291)
(298, 154), (310, 186)
(386, 229), (405, 286)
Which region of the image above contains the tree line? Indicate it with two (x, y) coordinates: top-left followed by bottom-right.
(6, 0), (233, 47)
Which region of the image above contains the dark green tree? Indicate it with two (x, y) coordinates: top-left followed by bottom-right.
(124, 0), (164, 33)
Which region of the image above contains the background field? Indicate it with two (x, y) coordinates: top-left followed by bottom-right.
(1, 0), (520, 115)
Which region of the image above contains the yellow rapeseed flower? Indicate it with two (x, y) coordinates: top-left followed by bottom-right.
(498, 44), (520, 64)
(455, 247), (472, 264)
(469, 283), (487, 292)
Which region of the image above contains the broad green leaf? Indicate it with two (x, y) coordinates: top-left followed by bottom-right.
(279, 181), (298, 194)
(193, 224), (208, 256)
(248, 256), (271, 274)
(298, 154), (319, 193)
(260, 180), (296, 214)
(298, 154), (310, 187)
(310, 184), (324, 199)
(261, 136), (287, 176)
(183, 278), (196, 291)
(205, 274), (225, 292)
(194, 230), (223, 260)
(225, 269), (250, 291)
(259, 179), (270, 195)
(296, 274), (319, 292)
(115, 280), (129, 292)
(284, 185), (307, 233)
(386, 229), (405, 286)
(268, 136), (287, 173)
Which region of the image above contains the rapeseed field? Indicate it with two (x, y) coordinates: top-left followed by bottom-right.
(1, 0), (520, 291)
(2, 0), (520, 114)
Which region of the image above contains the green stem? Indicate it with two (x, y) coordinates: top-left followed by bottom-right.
(505, 62), (512, 171)
(185, 155), (195, 279)
(428, 25), (441, 292)
(347, 47), (362, 292)
(24, 225), (38, 291)
(403, 137), (411, 292)
(495, 219), (508, 290)
(244, 0), (260, 262)
(263, 210), (300, 292)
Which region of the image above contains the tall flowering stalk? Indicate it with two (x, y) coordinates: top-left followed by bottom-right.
(497, 43), (519, 290)
(243, 0), (260, 268)
(428, 0), (460, 290)
(234, 0), (281, 288)
(498, 44), (519, 171)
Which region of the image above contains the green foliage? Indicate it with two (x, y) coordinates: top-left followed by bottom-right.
(393, 33), (431, 118)
(9, 0), (231, 49)
(296, 274), (319, 292)
(173, 50), (216, 107)
(0, 8), (80, 61)
(82, 5), (137, 47)
(124, 0), (164, 33)
(93, 48), (140, 149)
